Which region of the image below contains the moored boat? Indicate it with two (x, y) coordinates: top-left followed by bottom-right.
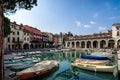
(81, 55), (110, 60)
(16, 60), (59, 80)
(74, 59), (109, 65)
(81, 51), (112, 60)
(71, 61), (116, 73)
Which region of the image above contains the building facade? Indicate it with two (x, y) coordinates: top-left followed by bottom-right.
(4, 22), (49, 51)
(65, 23), (120, 49)
(4, 22), (24, 50)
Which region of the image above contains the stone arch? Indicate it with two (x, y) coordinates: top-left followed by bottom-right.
(67, 42), (70, 47)
(39, 44), (41, 48)
(81, 41), (85, 48)
(76, 41), (80, 48)
(23, 43), (29, 49)
(35, 44), (38, 48)
(117, 39), (120, 48)
(108, 40), (115, 48)
(100, 40), (106, 48)
(30, 44), (34, 49)
(93, 41), (98, 48)
(87, 41), (91, 48)
(72, 42), (75, 48)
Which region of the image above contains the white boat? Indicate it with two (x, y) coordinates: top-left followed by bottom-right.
(90, 52), (113, 58)
(74, 59), (109, 65)
(17, 60), (59, 80)
(71, 62), (116, 73)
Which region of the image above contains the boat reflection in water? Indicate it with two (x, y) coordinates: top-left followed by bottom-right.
(52, 67), (115, 80)
(47, 51), (117, 80)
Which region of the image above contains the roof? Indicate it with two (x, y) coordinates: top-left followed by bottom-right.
(112, 23), (120, 26)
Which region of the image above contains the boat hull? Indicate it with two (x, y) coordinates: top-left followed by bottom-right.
(17, 60), (59, 80)
(17, 66), (57, 80)
(81, 55), (109, 60)
(71, 62), (116, 73)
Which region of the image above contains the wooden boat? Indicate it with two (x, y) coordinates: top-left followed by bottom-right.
(17, 60), (59, 80)
(74, 59), (109, 65)
(4, 59), (33, 68)
(71, 61), (116, 73)
(10, 63), (35, 71)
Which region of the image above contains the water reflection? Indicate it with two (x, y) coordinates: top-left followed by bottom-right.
(40, 51), (116, 80)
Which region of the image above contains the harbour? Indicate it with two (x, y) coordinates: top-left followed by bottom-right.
(4, 50), (119, 80)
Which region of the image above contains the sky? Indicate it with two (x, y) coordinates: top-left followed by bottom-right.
(6, 0), (120, 35)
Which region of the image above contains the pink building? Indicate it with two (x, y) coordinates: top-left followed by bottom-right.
(23, 25), (43, 49)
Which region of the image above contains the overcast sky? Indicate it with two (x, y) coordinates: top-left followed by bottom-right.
(6, 0), (120, 35)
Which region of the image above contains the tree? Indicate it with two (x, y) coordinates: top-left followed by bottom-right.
(0, 0), (37, 80)
(4, 17), (11, 37)
(4, 0), (37, 14)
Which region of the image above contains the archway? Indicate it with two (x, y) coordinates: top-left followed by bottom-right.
(35, 44), (38, 48)
(23, 43), (29, 49)
(100, 40), (106, 48)
(108, 40), (115, 48)
(117, 39), (120, 48)
(30, 44), (34, 49)
(67, 42), (70, 48)
(81, 41), (85, 48)
(93, 41), (98, 48)
(87, 41), (91, 48)
(76, 41), (80, 48)
(39, 44), (41, 48)
(72, 42), (75, 48)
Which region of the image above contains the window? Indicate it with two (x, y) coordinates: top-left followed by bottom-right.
(20, 27), (22, 30)
(17, 37), (19, 42)
(12, 37), (15, 42)
(27, 38), (29, 41)
(17, 31), (19, 35)
(8, 37), (10, 42)
(11, 24), (14, 28)
(13, 32), (15, 35)
(116, 27), (119, 30)
(12, 45), (15, 49)
(117, 31), (119, 36)
(24, 38), (26, 41)
(8, 45), (11, 50)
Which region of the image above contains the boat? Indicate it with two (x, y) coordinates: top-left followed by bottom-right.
(74, 59), (109, 65)
(4, 59), (33, 68)
(52, 68), (114, 80)
(71, 61), (116, 73)
(16, 60), (59, 80)
(10, 63), (35, 71)
(81, 55), (110, 60)
(81, 51), (112, 60)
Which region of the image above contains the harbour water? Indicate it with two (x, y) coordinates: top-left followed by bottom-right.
(4, 50), (118, 80)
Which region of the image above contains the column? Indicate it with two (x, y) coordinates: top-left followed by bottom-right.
(65, 41), (68, 48)
(115, 40), (117, 49)
(85, 41), (87, 49)
(98, 40), (100, 49)
(74, 41), (76, 49)
(91, 40), (93, 49)
(70, 42), (72, 48)
(79, 41), (81, 48)
(105, 40), (108, 48)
